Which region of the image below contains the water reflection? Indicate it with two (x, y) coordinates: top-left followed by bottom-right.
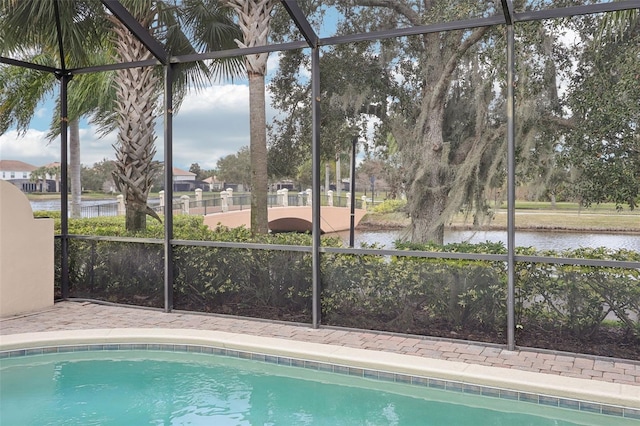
(329, 229), (640, 252)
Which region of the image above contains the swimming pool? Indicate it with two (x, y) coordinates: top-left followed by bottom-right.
(1, 346), (638, 425)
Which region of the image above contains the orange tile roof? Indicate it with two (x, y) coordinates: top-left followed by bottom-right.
(0, 160), (38, 172)
(172, 167), (196, 176)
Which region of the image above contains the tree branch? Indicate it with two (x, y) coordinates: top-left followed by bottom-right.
(352, 0), (422, 26)
(431, 26), (490, 111)
(544, 114), (576, 130)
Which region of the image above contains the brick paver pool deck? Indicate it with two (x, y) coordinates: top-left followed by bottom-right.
(1, 301), (639, 387)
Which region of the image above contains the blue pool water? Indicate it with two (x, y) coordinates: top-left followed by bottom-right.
(0, 350), (636, 425)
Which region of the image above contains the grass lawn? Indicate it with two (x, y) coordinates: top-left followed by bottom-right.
(500, 200), (638, 213)
(463, 210), (640, 233)
(363, 202), (640, 233)
(482, 201), (639, 232)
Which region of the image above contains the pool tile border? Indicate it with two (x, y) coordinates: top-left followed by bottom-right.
(2, 343), (639, 421)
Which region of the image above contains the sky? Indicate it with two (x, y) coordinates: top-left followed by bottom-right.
(0, 77), (282, 172)
(0, 5), (354, 173)
(0, 3), (337, 173)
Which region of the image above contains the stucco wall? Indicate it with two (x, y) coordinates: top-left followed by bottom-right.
(0, 180), (54, 317)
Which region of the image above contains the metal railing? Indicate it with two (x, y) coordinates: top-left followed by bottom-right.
(57, 193), (368, 219)
(79, 202), (119, 218)
(159, 193), (366, 216)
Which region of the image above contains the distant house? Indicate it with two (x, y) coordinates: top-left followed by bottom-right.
(222, 183), (245, 192)
(0, 160), (54, 192)
(203, 176), (222, 191)
(273, 180), (295, 191)
(172, 167), (207, 192)
(0, 160), (35, 182)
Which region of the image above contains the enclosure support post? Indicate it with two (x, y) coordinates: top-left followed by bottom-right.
(163, 64), (174, 313)
(58, 72), (71, 300)
(311, 46), (322, 328)
(506, 23), (517, 351)
(349, 136), (357, 248)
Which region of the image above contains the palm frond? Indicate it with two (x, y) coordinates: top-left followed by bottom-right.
(0, 52), (57, 135)
(180, 0), (245, 82)
(1, 0), (108, 68)
(597, 7), (639, 42)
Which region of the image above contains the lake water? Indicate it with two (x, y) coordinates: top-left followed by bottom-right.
(331, 229), (640, 252)
(30, 199), (119, 210)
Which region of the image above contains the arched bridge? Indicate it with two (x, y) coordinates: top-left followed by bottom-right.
(203, 206), (366, 234)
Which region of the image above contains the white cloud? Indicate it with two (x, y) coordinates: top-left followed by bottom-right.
(77, 126), (117, 167)
(0, 129), (60, 167)
(167, 83), (282, 170)
(169, 84), (251, 170)
(2, 82), (281, 172)
(266, 52), (281, 80)
(178, 84), (249, 114)
(35, 107), (50, 120)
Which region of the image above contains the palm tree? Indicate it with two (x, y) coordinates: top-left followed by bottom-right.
(223, 0), (278, 234)
(104, 2), (164, 230)
(2, 0), (242, 230)
(30, 164), (61, 193)
(0, 64), (94, 218)
(104, 0), (242, 231)
(49, 66), (117, 217)
(0, 2), (107, 218)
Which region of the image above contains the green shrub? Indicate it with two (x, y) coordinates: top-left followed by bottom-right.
(372, 199), (406, 214)
(515, 247), (640, 340)
(34, 210), (61, 219)
(322, 248), (507, 340)
(54, 215), (639, 345)
(56, 216), (339, 320)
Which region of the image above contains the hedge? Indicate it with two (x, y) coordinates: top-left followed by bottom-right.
(49, 214), (640, 352)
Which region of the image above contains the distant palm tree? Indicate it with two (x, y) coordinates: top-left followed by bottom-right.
(223, 0), (278, 234)
(30, 164), (61, 193)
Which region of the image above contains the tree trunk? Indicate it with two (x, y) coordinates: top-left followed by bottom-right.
(69, 118), (82, 219)
(343, 2), (491, 245)
(409, 166), (448, 244)
(325, 163), (330, 193)
(225, 0), (276, 235)
(336, 156), (341, 197)
(405, 97), (450, 244)
(109, 17), (160, 233)
(249, 72), (269, 234)
(125, 199), (148, 231)
(410, 189), (447, 243)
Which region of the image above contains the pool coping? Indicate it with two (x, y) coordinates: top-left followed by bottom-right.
(2, 328), (639, 418)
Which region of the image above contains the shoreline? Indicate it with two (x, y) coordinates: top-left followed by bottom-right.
(357, 213), (640, 235)
(355, 222), (640, 235)
(356, 222), (640, 235)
